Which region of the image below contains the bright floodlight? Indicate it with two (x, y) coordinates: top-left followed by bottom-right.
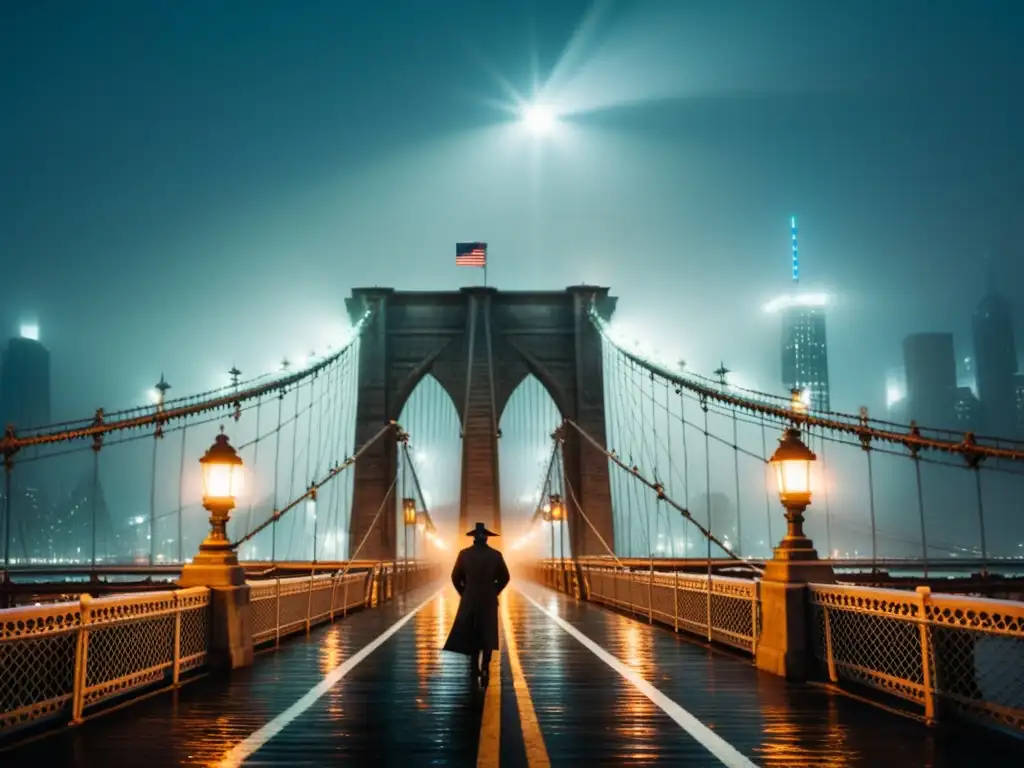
(521, 103), (557, 135)
(19, 324), (39, 341)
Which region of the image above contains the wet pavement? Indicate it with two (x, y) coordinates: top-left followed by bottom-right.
(3, 580), (1022, 766)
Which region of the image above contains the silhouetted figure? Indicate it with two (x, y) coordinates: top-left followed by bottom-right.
(443, 522), (510, 687)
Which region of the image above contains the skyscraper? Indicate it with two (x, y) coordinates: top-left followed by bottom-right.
(766, 217), (831, 411)
(902, 333), (957, 428)
(0, 326), (51, 431)
(972, 286), (1017, 435)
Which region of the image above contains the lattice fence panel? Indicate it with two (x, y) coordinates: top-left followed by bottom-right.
(83, 615), (176, 706)
(0, 630), (78, 729)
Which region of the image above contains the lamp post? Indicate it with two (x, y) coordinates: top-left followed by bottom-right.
(768, 427), (818, 561)
(755, 424), (835, 681)
(548, 493), (564, 589)
(402, 497), (416, 593)
(178, 428), (254, 671)
(179, 429), (245, 587)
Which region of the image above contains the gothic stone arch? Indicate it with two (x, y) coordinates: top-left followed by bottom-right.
(345, 286), (617, 560)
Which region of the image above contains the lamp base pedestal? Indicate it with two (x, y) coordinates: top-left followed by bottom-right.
(178, 544), (252, 671)
(755, 549), (835, 681)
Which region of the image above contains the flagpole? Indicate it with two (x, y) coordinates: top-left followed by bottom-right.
(483, 262), (488, 287)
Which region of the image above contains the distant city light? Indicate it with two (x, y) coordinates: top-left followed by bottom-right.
(521, 103), (558, 135)
(763, 293), (829, 313)
(19, 323), (39, 341)
(886, 380), (905, 408)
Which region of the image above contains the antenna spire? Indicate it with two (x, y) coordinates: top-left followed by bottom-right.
(790, 215), (799, 283)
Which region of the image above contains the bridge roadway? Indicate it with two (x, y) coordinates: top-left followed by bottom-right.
(3, 580), (1022, 767)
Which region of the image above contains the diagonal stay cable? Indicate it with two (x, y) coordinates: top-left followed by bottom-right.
(338, 474), (399, 579)
(231, 422), (396, 549)
(558, 453), (626, 573)
(561, 418), (762, 573)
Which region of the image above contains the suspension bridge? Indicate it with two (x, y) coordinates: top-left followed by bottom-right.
(1, 285), (1022, 766)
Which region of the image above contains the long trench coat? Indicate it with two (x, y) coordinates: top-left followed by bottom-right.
(442, 541), (511, 654)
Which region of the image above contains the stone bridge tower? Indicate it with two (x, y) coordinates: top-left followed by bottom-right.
(345, 286), (617, 560)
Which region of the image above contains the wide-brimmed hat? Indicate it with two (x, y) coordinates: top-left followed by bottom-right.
(466, 522), (499, 537)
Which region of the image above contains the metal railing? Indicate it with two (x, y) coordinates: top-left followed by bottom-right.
(810, 583), (1024, 734)
(0, 587), (210, 736)
(1, 559), (442, 740)
(536, 560), (761, 654)
(249, 571), (372, 647)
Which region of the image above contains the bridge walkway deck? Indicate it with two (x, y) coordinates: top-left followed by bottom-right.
(2, 581), (1021, 766)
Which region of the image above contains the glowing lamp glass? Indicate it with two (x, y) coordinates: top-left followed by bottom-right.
(769, 428), (816, 505)
(548, 494), (564, 521)
(402, 498), (417, 526)
(200, 433), (244, 507)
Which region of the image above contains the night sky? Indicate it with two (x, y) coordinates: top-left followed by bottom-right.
(2, 0), (1022, 422)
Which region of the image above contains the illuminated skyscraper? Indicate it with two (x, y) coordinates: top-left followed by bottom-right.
(0, 325), (51, 431)
(766, 217), (831, 412)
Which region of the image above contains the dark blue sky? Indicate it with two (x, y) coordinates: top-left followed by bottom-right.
(2, 0), (1022, 420)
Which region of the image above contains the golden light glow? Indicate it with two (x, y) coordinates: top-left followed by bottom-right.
(774, 459), (811, 499)
(402, 497), (417, 526)
(769, 428), (816, 505)
(199, 433), (244, 506)
(202, 462), (243, 500)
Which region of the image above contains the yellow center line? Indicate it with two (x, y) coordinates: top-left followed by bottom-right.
(501, 597), (552, 768)
(477, 647), (502, 768)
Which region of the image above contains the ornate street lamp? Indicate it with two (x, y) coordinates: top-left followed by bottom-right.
(179, 429), (245, 587)
(769, 426), (819, 561)
(402, 497), (417, 527)
(548, 494), (564, 522)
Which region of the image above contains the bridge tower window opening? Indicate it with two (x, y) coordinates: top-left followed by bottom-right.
(397, 374), (461, 558)
(498, 375), (563, 560)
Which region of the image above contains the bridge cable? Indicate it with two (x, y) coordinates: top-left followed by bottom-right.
(91, 439), (101, 569)
(562, 418), (758, 572)
(702, 399), (714, 616)
(679, 383), (692, 558)
(588, 303), (1024, 461)
(552, 434), (625, 573)
(241, 397), (264, 548)
(323, 361), (347, 561)
(149, 424), (159, 566)
(271, 391), (284, 562)
(0, 314), (373, 455)
(858, 412), (879, 571)
(759, 414), (773, 553)
(231, 422), (397, 550)
(730, 384), (743, 558)
(285, 381), (302, 559)
(972, 463), (989, 576)
(342, 474), (399, 579)
(321, 358), (344, 561)
(663, 378), (677, 558)
(818, 428), (833, 558)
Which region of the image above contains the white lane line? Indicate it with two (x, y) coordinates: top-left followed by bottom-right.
(219, 588), (444, 767)
(516, 587), (759, 768)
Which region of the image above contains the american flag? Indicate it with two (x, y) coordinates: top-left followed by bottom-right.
(455, 242), (487, 267)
